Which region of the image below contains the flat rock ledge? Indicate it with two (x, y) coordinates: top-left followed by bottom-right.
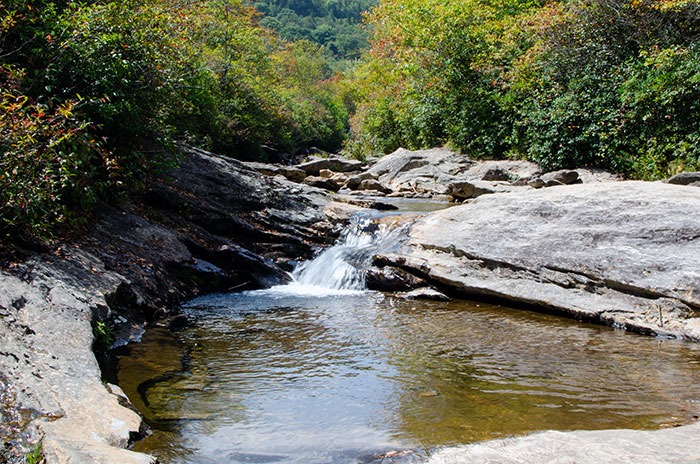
(428, 421), (700, 464)
(376, 181), (700, 340)
(0, 267), (153, 464)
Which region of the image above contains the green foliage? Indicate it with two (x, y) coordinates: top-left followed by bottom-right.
(507, 0), (700, 174)
(250, 0), (376, 59)
(618, 45), (700, 179)
(347, 0), (545, 159)
(1, 0), (352, 239)
(1, 0), (195, 237)
(187, 1), (350, 159)
(349, 0), (700, 178)
(93, 320), (114, 349)
(0, 65), (102, 235)
(25, 440), (44, 464)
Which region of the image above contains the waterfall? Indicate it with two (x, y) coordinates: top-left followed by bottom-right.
(265, 214), (409, 296)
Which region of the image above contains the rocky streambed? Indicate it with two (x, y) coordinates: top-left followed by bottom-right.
(0, 147), (361, 463)
(1, 146), (699, 463)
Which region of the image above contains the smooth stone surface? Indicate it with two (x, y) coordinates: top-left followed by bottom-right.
(429, 421), (700, 464)
(378, 181), (700, 340)
(0, 270), (153, 464)
(296, 156), (365, 175)
(667, 171), (700, 186)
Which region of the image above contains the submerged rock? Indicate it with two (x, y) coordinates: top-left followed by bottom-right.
(399, 287), (451, 301)
(366, 265), (426, 291)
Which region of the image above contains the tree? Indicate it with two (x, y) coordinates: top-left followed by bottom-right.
(348, 0), (700, 178)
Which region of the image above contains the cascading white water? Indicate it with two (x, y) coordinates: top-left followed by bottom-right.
(267, 214), (409, 296)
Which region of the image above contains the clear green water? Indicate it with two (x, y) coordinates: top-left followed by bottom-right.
(115, 292), (700, 464)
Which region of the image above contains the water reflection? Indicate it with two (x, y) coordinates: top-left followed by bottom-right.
(115, 293), (700, 463)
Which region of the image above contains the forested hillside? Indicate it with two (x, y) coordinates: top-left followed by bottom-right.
(249, 0), (376, 59)
(0, 0), (351, 238)
(347, 0), (700, 179)
(1, 0), (699, 242)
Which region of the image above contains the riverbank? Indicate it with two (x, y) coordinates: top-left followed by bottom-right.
(1, 146), (699, 462)
(0, 147), (360, 463)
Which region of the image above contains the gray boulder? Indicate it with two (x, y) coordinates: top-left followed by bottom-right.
(303, 176), (341, 192)
(278, 166), (308, 183)
(527, 170), (583, 189)
(543, 169), (582, 185)
(446, 180), (495, 201)
(667, 171), (700, 186)
(481, 167), (513, 182)
(367, 148), (470, 196)
(344, 172), (378, 190)
(330, 172), (349, 185)
(358, 179), (392, 194)
(542, 170), (581, 185)
(296, 156), (364, 176)
(366, 148), (542, 198)
(527, 178), (547, 189)
(377, 181), (700, 340)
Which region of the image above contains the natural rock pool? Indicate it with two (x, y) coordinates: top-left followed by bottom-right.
(111, 207), (700, 463)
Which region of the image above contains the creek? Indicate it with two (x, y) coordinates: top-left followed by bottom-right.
(113, 201), (700, 463)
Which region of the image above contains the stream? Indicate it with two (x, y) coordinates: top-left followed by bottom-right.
(113, 202), (700, 463)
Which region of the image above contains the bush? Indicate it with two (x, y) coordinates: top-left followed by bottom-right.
(0, 0), (353, 238)
(0, 65), (104, 236)
(1, 0), (196, 237)
(619, 45), (700, 179)
(349, 0), (700, 178)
